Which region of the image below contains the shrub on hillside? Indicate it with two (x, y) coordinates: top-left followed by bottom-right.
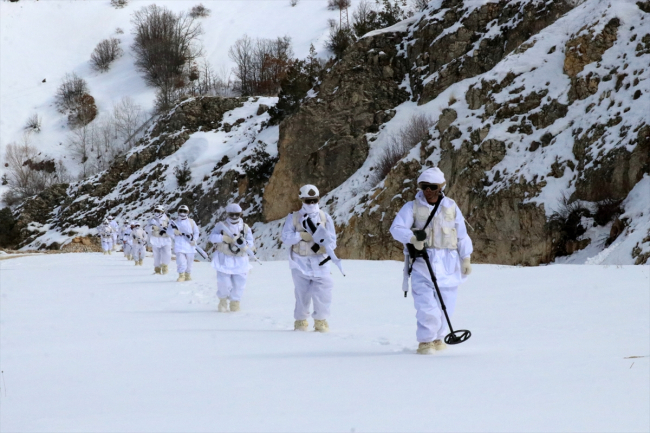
(174, 161), (192, 187)
(110, 0), (128, 9)
(547, 195), (592, 256)
(68, 93), (98, 128)
(90, 38), (123, 72)
(189, 4), (211, 18)
(268, 45), (324, 124)
(0, 207), (20, 249)
(24, 113), (42, 132)
(328, 0), (351, 10)
(325, 25), (354, 59)
(352, 0), (410, 38)
(55, 73), (89, 112)
(370, 114), (433, 184)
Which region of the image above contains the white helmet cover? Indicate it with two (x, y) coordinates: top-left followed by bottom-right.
(417, 167), (446, 190)
(178, 205), (189, 213)
(107, 215), (114, 220)
(225, 203), (242, 213)
(154, 205), (165, 213)
(298, 184), (319, 199)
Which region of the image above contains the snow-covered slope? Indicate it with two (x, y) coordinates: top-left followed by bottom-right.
(0, 0), (356, 184)
(1, 254), (648, 431)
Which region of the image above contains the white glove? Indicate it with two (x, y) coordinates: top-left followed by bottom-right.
(190, 241), (196, 247)
(222, 234), (234, 244)
(300, 232), (313, 242)
(461, 257), (472, 275)
(173, 229), (181, 236)
(410, 235), (425, 251)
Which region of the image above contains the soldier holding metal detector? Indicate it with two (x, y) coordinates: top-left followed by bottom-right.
(390, 167), (473, 354)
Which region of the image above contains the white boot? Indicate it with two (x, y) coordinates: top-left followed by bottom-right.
(433, 339), (447, 351)
(177, 273), (186, 282)
(184, 272), (192, 281)
(154, 266), (161, 274)
(108, 250), (112, 255)
(294, 319), (308, 331)
(218, 298), (228, 312)
(229, 300), (240, 312)
(417, 341), (436, 355)
(314, 319), (329, 333)
(161, 264), (169, 275)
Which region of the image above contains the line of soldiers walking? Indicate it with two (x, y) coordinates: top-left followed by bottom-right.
(96, 167), (473, 354)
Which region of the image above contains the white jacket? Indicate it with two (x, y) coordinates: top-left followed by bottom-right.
(209, 219), (255, 275)
(173, 217), (200, 254)
(281, 208), (337, 278)
(131, 227), (148, 247)
(120, 226), (132, 245)
(98, 224), (114, 239)
(390, 191), (473, 287)
(146, 215), (172, 248)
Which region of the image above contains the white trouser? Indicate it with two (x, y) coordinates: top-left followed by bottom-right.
(101, 239), (113, 252)
(217, 272), (247, 301)
(123, 243), (132, 257)
(132, 244), (145, 261)
(291, 268), (333, 321)
(112, 234), (118, 246)
(176, 253), (195, 274)
(153, 245), (172, 267)
(411, 272), (458, 342)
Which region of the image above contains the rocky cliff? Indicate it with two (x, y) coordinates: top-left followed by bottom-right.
(263, 0), (650, 265)
(8, 0), (650, 266)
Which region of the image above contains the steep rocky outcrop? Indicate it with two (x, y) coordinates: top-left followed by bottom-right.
(269, 0), (650, 265)
(263, 33), (411, 221)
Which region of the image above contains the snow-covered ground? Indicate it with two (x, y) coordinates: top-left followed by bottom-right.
(1, 254), (648, 432)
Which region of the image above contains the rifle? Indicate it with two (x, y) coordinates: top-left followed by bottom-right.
(215, 222), (262, 264)
(169, 219), (209, 261)
(302, 216), (345, 276)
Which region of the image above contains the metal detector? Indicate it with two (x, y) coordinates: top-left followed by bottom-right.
(408, 243), (472, 345)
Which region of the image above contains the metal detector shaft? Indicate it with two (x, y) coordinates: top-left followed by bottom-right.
(419, 251), (456, 334)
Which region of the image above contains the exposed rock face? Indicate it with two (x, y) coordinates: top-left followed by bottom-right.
(330, 0), (650, 265)
(263, 34), (411, 221)
(410, 0), (574, 104)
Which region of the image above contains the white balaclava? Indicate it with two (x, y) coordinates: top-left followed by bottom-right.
(225, 203), (243, 225)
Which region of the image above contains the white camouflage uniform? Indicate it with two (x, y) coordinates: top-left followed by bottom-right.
(281, 204), (337, 321)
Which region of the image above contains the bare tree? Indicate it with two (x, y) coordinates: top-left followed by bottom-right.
(67, 122), (96, 178)
(112, 96), (144, 146)
(229, 35), (293, 96)
(229, 35), (255, 96)
(90, 38), (123, 72)
(131, 5), (203, 90)
(2, 135), (69, 206)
